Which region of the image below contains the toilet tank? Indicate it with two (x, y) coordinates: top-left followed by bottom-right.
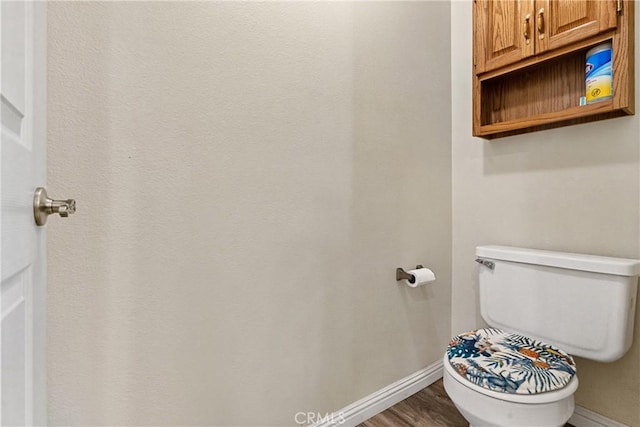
(476, 245), (640, 362)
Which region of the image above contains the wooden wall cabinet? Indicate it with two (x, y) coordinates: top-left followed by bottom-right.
(473, 0), (634, 139)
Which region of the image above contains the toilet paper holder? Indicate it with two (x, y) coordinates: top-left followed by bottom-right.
(396, 265), (424, 284)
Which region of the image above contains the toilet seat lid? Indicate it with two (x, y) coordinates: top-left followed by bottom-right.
(446, 328), (577, 395)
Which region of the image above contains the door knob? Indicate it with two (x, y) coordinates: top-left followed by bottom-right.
(33, 187), (76, 226)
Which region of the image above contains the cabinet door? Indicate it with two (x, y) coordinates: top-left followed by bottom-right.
(536, 0), (618, 53)
(474, 0), (535, 74)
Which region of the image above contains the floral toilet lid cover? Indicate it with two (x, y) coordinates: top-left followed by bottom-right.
(447, 328), (577, 394)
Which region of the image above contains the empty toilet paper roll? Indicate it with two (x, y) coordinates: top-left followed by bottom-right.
(403, 267), (436, 288)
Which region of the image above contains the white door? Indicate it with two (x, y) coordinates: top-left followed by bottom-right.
(1, 1), (47, 425)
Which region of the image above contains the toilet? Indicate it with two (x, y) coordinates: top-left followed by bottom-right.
(443, 245), (640, 427)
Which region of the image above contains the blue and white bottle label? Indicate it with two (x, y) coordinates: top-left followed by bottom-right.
(585, 47), (612, 103)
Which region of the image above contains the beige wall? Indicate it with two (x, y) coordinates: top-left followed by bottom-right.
(47, 2), (451, 425)
(452, 2), (640, 426)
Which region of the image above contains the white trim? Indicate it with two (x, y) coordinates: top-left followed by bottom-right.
(307, 361), (628, 427)
(569, 405), (629, 427)
(309, 360), (443, 427)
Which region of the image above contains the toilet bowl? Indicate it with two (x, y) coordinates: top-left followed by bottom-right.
(442, 332), (579, 427)
(443, 246), (639, 427)
(443, 356), (578, 427)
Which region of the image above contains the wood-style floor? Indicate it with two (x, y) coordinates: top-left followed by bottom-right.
(357, 379), (467, 427)
(358, 379), (575, 427)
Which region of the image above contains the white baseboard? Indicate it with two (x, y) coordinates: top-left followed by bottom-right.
(310, 360), (444, 427)
(569, 406), (629, 427)
(308, 360), (626, 427)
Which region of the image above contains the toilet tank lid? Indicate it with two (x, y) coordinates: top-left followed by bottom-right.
(476, 245), (640, 277)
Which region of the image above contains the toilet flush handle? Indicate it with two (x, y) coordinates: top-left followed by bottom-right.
(475, 258), (495, 270)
